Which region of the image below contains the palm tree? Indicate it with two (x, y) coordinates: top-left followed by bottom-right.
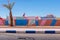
(3, 0), (15, 26)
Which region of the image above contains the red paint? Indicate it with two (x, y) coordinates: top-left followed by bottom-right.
(55, 20), (60, 26)
(0, 18), (5, 25)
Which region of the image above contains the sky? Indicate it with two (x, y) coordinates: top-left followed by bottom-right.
(0, 0), (60, 18)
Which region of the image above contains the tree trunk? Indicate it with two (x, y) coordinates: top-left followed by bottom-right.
(9, 10), (13, 26)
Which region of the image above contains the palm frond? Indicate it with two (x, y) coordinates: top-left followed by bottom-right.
(3, 0), (15, 10)
(11, 2), (15, 9)
(8, 3), (12, 10)
(3, 4), (10, 10)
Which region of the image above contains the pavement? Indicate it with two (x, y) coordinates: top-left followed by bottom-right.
(0, 33), (60, 40)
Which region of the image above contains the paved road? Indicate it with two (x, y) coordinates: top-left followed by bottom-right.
(0, 33), (60, 40)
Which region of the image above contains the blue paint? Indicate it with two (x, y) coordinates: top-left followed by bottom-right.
(26, 30), (36, 33)
(5, 20), (9, 25)
(6, 30), (16, 33)
(15, 19), (28, 26)
(50, 19), (56, 26)
(45, 30), (55, 34)
(35, 20), (39, 26)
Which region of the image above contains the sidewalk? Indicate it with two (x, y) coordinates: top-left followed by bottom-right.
(0, 26), (60, 29)
(0, 26), (60, 34)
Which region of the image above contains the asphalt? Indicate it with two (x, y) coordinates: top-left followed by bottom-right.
(0, 33), (60, 40)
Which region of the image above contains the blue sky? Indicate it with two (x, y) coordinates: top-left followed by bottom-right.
(0, 0), (60, 18)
